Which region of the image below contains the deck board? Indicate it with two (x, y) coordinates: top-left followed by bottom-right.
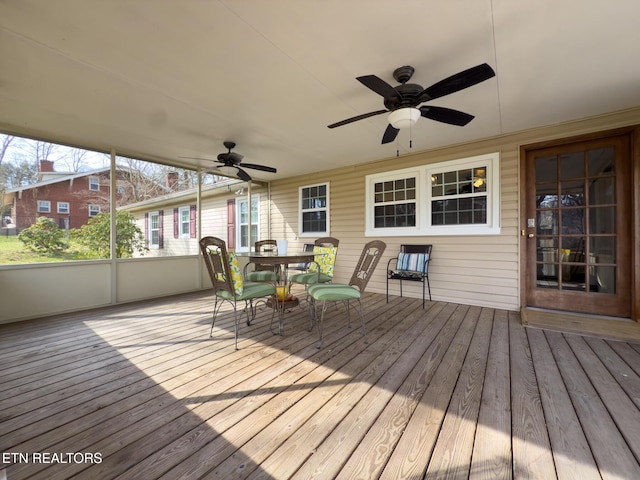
(1, 290), (640, 479)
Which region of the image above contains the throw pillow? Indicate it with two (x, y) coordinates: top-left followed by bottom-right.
(228, 252), (244, 295)
(397, 252), (429, 273)
(308, 246), (337, 277)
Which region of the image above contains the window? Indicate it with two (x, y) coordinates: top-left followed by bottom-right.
(88, 204), (100, 217)
(149, 211), (160, 248)
(430, 165), (487, 226)
(299, 183), (329, 236)
(179, 206), (190, 238)
(237, 195), (259, 251)
(365, 153), (500, 236)
(37, 200), (51, 213)
(57, 202), (70, 214)
(89, 176), (100, 191)
(373, 174), (417, 230)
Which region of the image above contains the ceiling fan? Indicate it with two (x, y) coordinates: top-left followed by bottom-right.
(328, 63), (496, 144)
(185, 141), (277, 181)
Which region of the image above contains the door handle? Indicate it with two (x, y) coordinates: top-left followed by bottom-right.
(528, 233), (535, 238)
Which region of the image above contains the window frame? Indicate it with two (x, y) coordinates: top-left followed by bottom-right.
(365, 152), (500, 236)
(178, 205), (191, 239)
(148, 211), (160, 249)
(236, 194), (260, 252)
(37, 200), (51, 213)
(88, 204), (101, 217)
(366, 167), (421, 237)
(57, 201), (70, 214)
(89, 176), (100, 191)
(298, 182), (330, 237)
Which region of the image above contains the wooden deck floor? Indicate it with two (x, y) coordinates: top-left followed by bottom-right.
(2, 290), (640, 479)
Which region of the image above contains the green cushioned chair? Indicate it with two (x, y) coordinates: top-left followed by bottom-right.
(307, 240), (386, 348)
(289, 237), (340, 287)
(200, 236), (276, 350)
(244, 239), (279, 283)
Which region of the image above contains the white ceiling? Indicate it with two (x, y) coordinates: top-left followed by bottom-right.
(1, 1), (639, 181)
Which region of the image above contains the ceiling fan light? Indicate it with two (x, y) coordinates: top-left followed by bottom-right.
(388, 107), (421, 129)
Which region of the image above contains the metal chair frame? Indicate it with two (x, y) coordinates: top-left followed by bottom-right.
(199, 236), (275, 349)
(386, 244), (432, 308)
(308, 240), (386, 348)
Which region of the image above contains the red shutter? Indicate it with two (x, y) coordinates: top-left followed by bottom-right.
(158, 210), (164, 249)
(173, 208), (179, 238)
(227, 199), (235, 250)
(190, 204), (197, 238)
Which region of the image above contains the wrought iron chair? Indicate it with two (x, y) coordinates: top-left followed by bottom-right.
(289, 237), (340, 287)
(199, 236), (276, 349)
(244, 239), (279, 283)
(386, 244), (432, 308)
(307, 240), (386, 348)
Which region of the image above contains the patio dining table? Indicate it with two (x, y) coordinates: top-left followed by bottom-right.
(237, 250), (316, 334)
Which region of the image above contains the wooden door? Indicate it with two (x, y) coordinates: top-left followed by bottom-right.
(525, 134), (632, 317)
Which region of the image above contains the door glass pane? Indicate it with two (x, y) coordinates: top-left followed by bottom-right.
(588, 147), (615, 175)
(589, 237), (616, 264)
(561, 237), (585, 258)
(560, 180), (584, 207)
(589, 176), (614, 205)
(592, 266), (615, 294)
(561, 208), (585, 234)
(536, 155), (557, 182)
(536, 237), (557, 262)
(536, 238), (558, 289)
(590, 206), (616, 234)
(559, 152), (584, 179)
(537, 210), (558, 234)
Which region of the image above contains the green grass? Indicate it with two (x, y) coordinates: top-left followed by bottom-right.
(0, 235), (93, 264)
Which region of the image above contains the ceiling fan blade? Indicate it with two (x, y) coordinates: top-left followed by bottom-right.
(178, 156), (214, 161)
(235, 167), (252, 182)
(357, 75), (401, 102)
(381, 123), (400, 144)
(419, 63), (495, 102)
(328, 109), (388, 128)
(420, 105), (474, 126)
(241, 163), (277, 173)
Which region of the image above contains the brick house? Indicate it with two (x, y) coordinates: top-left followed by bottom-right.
(2, 160), (170, 232)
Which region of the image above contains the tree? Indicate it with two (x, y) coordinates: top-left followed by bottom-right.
(18, 217), (68, 254)
(71, 210), (148, 258)
(0, 134), (15, 168)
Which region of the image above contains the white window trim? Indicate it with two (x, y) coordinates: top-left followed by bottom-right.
(149, 211), (160, 249)
(298, 182), (330, 237)
(37, 200), (51, 213)
(236, 194), (260, 252)
(178, 206), (191, 239)
(365, 167), (421, 237)
(89, 176), (100, 191)
(88, 204), (101, 217)
(365, 152), (501, 237)
(57, 202), (70, 214)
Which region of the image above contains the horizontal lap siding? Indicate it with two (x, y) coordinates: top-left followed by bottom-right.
(271, 144), (520, 311)
(270, 109), (640, 312)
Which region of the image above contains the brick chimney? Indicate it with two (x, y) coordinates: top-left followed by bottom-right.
(39, 160), (55, 172)
(166, 171), (179, 190)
